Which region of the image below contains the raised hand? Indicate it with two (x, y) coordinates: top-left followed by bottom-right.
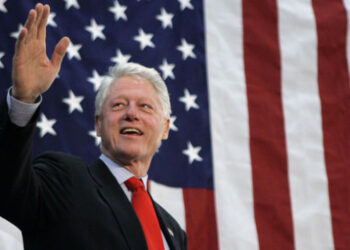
(12, 3), (70, 103)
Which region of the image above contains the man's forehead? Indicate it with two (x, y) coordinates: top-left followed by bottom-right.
(107, 76), (157, 94)
(104, 77), (159, 102)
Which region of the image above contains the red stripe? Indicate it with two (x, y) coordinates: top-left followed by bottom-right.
(183, 189), (218, 250)
(312, 1), (350, 248)
(242, 0), (295, 249)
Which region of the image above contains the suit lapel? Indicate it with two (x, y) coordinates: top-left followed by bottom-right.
(87, 159), (148, 250)
(151, 196), (177, 250)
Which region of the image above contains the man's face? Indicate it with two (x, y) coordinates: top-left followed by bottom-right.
(95, 76), (170, 165)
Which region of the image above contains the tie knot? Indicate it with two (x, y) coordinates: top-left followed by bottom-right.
(125, 177), (145, 192)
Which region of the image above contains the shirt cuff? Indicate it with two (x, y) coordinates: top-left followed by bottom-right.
(7, 88), (42, 127)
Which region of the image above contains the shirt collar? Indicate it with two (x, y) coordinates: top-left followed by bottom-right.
(99, 154), (148, 188)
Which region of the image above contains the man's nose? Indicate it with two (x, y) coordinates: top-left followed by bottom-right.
(124, 104), (139, 120)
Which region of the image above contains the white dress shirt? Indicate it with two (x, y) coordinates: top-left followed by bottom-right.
(6, 88), (41, 127)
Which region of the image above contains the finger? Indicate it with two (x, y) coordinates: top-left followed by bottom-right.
(23, 9), (36, 38)
(32, 3), (44, 39)
(15, 28), (28, 53)
(51, 37), (70, 68)
(38, 4), (50, 40)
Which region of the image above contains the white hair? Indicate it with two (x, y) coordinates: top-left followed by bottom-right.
(95, 62), (171, 118)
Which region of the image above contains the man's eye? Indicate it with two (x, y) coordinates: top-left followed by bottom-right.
(113, 103), (124, 108)
(141, 104), (151, 109)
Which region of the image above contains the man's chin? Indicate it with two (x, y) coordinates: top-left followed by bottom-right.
(112, 149), (144, 162)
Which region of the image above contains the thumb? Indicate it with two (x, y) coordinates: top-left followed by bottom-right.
(51, 37), (70, 68)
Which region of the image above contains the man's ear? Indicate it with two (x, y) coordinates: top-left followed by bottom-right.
(162, 119), (170, 140)
(95, 115), (101, 137)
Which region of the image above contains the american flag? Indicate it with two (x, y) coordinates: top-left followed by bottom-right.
(0, 0), (350, 250)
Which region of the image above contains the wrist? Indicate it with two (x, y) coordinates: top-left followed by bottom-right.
(11, 87), (39, 104)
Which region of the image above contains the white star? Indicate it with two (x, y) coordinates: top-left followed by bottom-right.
(0, 0), (7, 13)
(178, 0), (194, 10)
(111, 49), (131, 65)
(67, 42), (82, 60)
(109, 0), (127, 21)
(177, 38), (196, 60)
(10, 24), (23, 39)
(0, 52), (4, 68)
(88, 70), (104, 91)
(159, 59), (175, 80)
(47, 12), (57, 27)
(89, 130), (101, 146)
(64, 0), (80, 10)
(156, 8), (174, 29)
(182, 141), (202, 164)
(170, 116), (178, 132)
(85, 18), (105, 41)
(134, 29), (155, 50)
(179, 88), (199, 111)
(37, 113), (57, 137)
(62, 90), (84, 114)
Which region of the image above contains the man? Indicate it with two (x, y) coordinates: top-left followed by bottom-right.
(0, 3), (187, 250)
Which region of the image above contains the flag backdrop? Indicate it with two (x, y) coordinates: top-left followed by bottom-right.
(0, 0), (350, 250)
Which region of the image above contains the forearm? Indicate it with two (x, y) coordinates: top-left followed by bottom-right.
(0, 96), (39, 220)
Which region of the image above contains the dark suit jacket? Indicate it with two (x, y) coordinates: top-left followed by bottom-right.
(0, 101), (187, 250)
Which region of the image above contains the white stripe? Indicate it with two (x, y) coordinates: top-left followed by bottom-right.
(149, 181), (186, 231)
(343, 0), (350, 76)
(0, 217), (23, 250)
(204, 1), (259, 249)
(278, 1), (334, 249)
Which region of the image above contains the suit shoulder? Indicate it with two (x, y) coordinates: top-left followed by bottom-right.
(35, 151), (83, 162)
(33, 151), (86, 172)
(34, 151), (84, 163)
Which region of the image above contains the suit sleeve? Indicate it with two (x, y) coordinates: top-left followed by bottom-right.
(0, 98), (39, 214)
(0, 99), (74, 231)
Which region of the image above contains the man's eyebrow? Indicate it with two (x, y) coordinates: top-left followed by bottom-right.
(110, 95), (126, 100)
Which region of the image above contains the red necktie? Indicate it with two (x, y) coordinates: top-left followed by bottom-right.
(125, 177), (165, 250)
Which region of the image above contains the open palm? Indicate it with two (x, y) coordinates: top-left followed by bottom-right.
(12, 3), (69, 103)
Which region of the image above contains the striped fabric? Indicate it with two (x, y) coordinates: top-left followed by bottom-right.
(152, 0), (350, 249)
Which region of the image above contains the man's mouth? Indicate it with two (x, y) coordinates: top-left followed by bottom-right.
(120, 128), (143, 135)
